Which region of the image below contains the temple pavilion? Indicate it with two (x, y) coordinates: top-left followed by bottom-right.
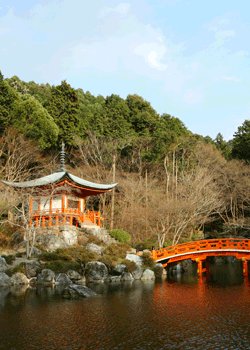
(2, 144), (117, 229)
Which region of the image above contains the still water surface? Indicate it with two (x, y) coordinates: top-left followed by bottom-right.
(1, 260), (250, 350)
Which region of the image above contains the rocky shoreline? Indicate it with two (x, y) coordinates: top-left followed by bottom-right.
(0, 251), (164, 299)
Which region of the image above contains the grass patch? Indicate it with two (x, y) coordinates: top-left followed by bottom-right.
(122, 259), (136, 273)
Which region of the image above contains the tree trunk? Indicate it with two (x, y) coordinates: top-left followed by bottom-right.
(110, 154), (116, 231)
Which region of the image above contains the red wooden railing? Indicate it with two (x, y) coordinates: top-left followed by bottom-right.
(30, 208), (102, 228)
(152, 239), (250, 262)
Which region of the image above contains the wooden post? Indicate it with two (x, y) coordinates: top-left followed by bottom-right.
(243, 258), (248, 278)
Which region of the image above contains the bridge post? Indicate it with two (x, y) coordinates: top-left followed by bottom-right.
(242, 258), (248, 278)
(196, 258), (207, 277)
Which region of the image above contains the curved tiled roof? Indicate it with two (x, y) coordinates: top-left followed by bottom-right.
(1, 171), (118, 191)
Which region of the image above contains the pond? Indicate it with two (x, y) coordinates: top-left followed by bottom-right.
(1, 258), (250, 350)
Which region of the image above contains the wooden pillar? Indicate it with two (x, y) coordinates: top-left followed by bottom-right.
(56, 216), (59, 227)
(49, 217), (52, 227)
(70, 216), (73, 226)
(242, 258), (248, 278)
(50, 197), (52, 214)
(42, 217), (45, 228)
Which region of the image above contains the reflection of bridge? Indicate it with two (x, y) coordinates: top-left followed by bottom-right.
(151, 239), (250, 277)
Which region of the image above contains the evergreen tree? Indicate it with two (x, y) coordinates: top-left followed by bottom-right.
(0, 78), (20, 134)
(232, 120), (250, 161)
(12, 96), (59, 149)
(104, 94), (133, 139)
(44, 80), (80, 145)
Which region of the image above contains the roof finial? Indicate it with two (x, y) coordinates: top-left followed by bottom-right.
(60, 142), (66, 172)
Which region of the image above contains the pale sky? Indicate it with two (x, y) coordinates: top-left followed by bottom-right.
(1, 0), (250, 140)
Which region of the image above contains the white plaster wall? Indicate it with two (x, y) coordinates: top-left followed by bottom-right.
(40, 198), (50, 210)
(52, 199), (62, 210)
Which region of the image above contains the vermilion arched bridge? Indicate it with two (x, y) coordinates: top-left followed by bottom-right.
(151, 239), (250, 277)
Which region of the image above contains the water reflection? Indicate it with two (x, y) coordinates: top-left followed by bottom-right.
(1, 260), (250, 350)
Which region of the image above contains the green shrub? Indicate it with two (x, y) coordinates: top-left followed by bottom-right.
(142, 252), (155, 268)
(4, 255), (15, 265)
(87, 236), (104, 246)
(110, 229), (131, 243)
(122, 259), (136, 273)
(43, 260), (81, 274)
(39, 251), (72, 262)
(134, 239), (157, 251)
(105, 243), (129, 260)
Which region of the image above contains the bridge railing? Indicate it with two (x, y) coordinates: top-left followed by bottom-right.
(153, 239), (250, 261)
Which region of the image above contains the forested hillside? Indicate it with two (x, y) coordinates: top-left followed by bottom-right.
(1, 70), (250, 248)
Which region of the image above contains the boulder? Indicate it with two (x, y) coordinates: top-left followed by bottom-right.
(109, 276), (121, 283)
(59, 226), (78, 245)
(85, 261), (108, 283)
(141, 269), (155, 280)
(113, 264), (126, 276)
(42, 235), (68, 252)
(62, 284), (97, 298)
(0, 256), (8, 273)
(85, 243), (104, 255)
(36, 269), (55, 285)
(55, 273), (72, 285)
(0, 272), (11, 287)
(10, 273), (29, 285)
(125, 253), (143, 266)
(153, 263), (164, 278)
(142, 249), (151, 254)
(132, 265), (143, 280)
(120, 272), (134, 282)
(66, 269), (82, 282)
(23, 260), (40, 278)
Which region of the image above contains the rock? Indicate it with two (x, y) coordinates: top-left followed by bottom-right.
(0, 272), (11, 287)
(42, 235), (68, 252)
(109, 276), (121, 283)
(0, 256), (8, 273)
(153, 263), (164, 278)
(180, 259), (193, 271)
(66, 269), (82, 282)
(36, 269), (55, 285)
(55, 273), (72, 285)
(141, 269), (155, 280)
(168, 263), (182, 275)
(120, 272), (134, 282)
(125, 254), (143, 266)
(143, 249), (151, 254)
(85, 243), (105, 255)
(85, 261), (108, 283)
(63, 284), (97, 298)
(23, 260), (40, 278)
(132, 265), (143, 280)
(29, 277), (37, 285)
(10, 273), (29, 285)
(31, 247), (42, 257)
(113, 264), (126, 276)
(74, 277), (86, 285)
(59, 226), (78, 245)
